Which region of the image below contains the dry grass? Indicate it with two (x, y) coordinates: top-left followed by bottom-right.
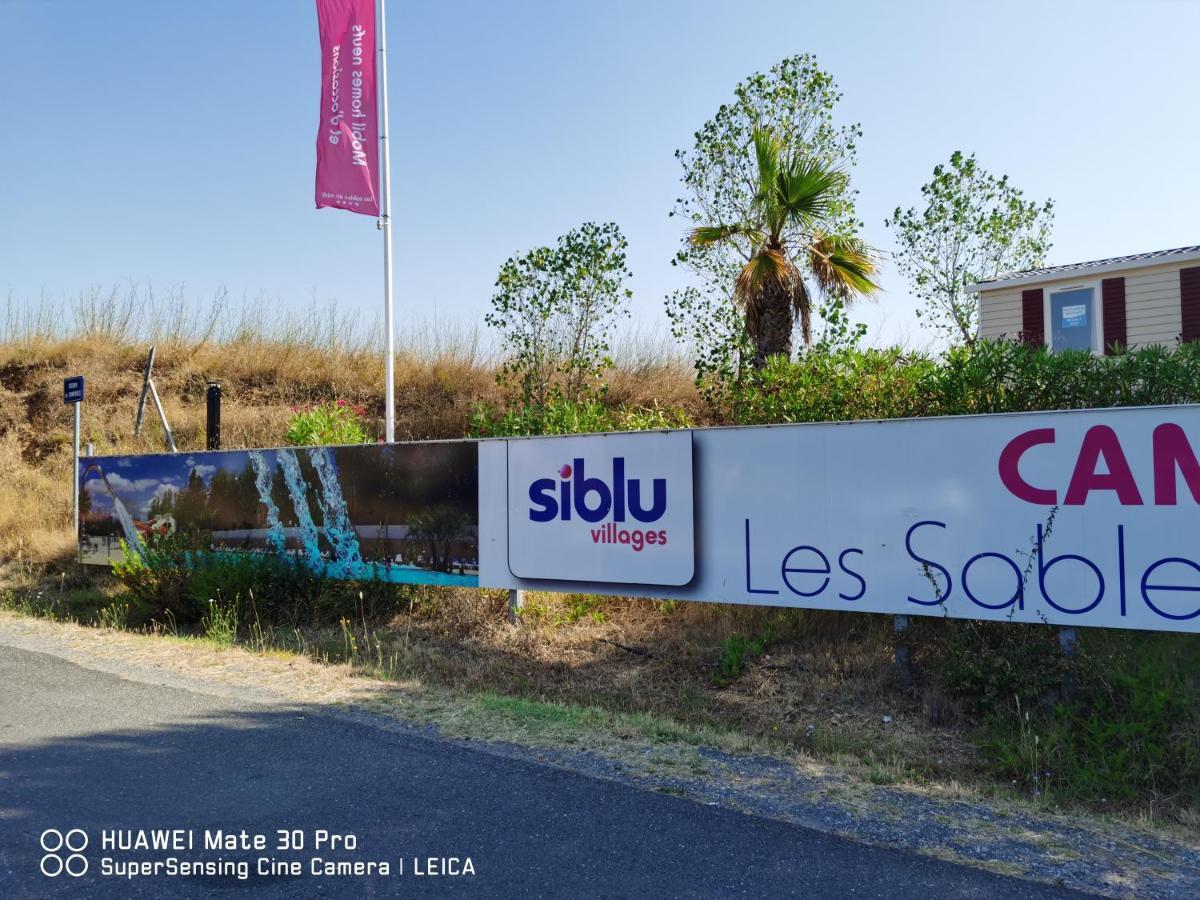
(0, 289), (699, 570)
(336, 590), (972, 779)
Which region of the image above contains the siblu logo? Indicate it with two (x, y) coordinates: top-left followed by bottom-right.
(528, 458), (667, 523)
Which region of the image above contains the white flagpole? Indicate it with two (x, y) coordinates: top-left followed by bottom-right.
(377, 0), (395, 443)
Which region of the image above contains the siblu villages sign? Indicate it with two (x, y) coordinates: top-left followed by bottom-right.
(504, 431), (694, 586)
(483, 405), (1200, 632)
(79, 406), (1200, 633)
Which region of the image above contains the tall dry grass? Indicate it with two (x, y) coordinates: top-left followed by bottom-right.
(0, 285), (698, 569)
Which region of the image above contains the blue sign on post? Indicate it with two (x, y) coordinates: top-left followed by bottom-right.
(63, 375), (85, 404)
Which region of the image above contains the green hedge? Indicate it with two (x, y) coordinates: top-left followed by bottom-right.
(727, 340), (1200, 425)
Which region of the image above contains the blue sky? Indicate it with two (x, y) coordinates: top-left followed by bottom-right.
(2, 0), (1197, 350)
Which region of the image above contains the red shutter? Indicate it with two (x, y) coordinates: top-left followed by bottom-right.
(1102, 277), (1127, 354)
(1021, 288), (1045, 346)
(1182, 267), (1200, 343)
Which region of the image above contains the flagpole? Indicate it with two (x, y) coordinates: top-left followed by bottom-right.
(377, 0), (395, 443)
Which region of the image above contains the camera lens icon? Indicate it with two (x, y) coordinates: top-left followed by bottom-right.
(39, 829), (88, 877)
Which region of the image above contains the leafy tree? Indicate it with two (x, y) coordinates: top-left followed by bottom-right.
(406, 504), (471, 572)
(486, 222), (632, 406)
(690, 126), (878, 366)
(887, 151), (1055, 345)
(667, 54), (865, 378)
(147, 487), (177, 519)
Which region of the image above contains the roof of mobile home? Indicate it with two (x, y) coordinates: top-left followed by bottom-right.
(967, 245), (1200, 293)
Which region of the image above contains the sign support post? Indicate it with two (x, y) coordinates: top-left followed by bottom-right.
(377, 0), (395, 443)
(63, 376), (85, 537)
(72, 403), (80, 535)
(134, 346), (177, 452)
(508, 589), (524, 625)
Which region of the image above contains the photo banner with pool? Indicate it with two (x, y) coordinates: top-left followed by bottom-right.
(79, 405), (1200, 632)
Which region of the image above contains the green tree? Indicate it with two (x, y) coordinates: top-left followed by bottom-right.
(667, 54), (864, 378)
(887, 151), (1055, 345)
(486, 222), (632, 406)
(689, 126), (878, 366)
(406, 505), (471, 572)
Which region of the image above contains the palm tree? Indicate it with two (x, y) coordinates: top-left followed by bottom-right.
(691, 126), (880, 367)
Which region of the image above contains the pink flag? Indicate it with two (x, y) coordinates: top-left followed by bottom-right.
(315, 0), (379, 216)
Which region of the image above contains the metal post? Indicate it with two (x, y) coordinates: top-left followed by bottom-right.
(146, 378), (177, 453)
(507, 589), (524, 625)
(206, 381), (222, 450)
(377, 0), (395, 443)
(1059, 626), (1079, 701)
(134, 346), (156, 437)
(893, 614), (912, 685)
(72, 403), (80, 537)
(1058, 626), (1078, 657)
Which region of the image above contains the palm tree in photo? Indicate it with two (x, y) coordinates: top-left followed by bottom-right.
(691, 126), (880, 367)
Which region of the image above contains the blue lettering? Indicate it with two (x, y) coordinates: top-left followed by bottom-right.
(838, 548), (866, 601)
(1140, 557), (1200, 621)
(1037, 523), (1104, 615)
(961, 552), (1023, 611)
(744, 519), (779, 595)
(528, 479), (557, 522)
(628, 476), (666, 523)
(612, 457), (626, 522)
(781, 546), (830, 597)
(572, 458), (612, 523)
(906, 520), (952, 606)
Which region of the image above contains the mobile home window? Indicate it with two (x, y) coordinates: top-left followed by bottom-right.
(1048, 285), (1099, 353)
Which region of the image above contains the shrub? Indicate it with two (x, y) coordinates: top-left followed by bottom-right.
(917, 619), (1069, 715)
(110, 537), (407, 630)
(469, 399), (692, 437)
(725, 349), (936, 425)
(714, 627), (774, 686)
(726, 340), (1200, 425)
(110, 537), (194, 626)
(285, 400), (369, 446)
(983, 632), (1200, 807)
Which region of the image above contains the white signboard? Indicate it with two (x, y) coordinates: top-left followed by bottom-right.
(478, 406), (1200, 633)
(1061, 303), (1088, 328)
(504, 431), (695, 585)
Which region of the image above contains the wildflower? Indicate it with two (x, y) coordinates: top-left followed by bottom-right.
(337, 399), (347, 407)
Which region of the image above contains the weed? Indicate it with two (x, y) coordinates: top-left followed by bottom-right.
(201, 595), (239, 646)
(95, 601), (131, 630)
(714, 627), (774, 686)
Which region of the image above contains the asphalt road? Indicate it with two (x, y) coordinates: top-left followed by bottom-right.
(0, 646), (1088, 899)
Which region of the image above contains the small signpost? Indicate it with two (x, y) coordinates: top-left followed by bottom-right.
(63, 375), (85, 536)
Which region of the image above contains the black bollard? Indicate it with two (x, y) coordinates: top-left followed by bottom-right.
(206, 381), (222, 450)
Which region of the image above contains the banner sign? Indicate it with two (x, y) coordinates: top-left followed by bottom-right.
(314, 0), (379, 216)
(505, 431), (694, 585)
(79, 443), (478, 586)
(79, 405), (1200, 633)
